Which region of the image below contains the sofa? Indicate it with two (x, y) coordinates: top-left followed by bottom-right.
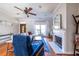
(13, 34), (44, 56)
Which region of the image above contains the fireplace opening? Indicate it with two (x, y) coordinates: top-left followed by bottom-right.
(55, 35), (62, 49)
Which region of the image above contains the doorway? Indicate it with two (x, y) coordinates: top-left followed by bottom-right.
(20, 24), (26, 33)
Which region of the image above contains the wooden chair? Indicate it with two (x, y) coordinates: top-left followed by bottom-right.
(6, 40), (14, 56)
(74, 35), (79, 56)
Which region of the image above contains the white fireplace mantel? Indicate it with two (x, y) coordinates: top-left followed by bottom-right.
(52, 29), (67, 53)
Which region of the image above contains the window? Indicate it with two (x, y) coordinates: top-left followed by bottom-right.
(35, 24), (46, 35)
(35, 25), (41, 35)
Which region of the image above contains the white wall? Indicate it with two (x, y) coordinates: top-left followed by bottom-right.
(47, 19), (53, 33)
(0, 23), (11, 34)
(66, 3), (79, 53)
(11, 23), (19, 34)
(0, 22), (19, 35)
(0, 12), (19, 35)
(52, 3), (79, 54)
(26, 21), (35, 33)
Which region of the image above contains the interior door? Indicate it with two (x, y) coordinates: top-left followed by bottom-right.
(20, 24), (26, 33)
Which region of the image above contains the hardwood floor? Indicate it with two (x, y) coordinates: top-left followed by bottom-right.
(0, 43), (7, 56)
(0, 43), (14, 56)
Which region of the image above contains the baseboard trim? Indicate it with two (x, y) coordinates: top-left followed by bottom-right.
(57, 53), (74, 56)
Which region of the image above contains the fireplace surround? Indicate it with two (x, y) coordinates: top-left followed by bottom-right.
(52, 29), (65, 53)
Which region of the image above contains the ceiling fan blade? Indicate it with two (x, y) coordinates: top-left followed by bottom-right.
(24, 9), (28, 14)
(14, 6), (23, 11)
(28, 12), (36, 16)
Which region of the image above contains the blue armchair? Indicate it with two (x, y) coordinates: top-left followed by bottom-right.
(13, 34), (44, 56)
(13, 35), (29, 56)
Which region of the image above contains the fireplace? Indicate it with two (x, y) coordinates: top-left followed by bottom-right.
(55, 35), (62, 49)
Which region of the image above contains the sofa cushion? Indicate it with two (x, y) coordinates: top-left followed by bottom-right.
(31, 40), (44, 56)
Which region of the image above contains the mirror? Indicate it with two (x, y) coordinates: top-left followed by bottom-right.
(53, 14), (62, 29)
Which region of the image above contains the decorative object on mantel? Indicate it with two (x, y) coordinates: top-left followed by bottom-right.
(53, 14), (62, 29)
(72, 15), (79, 34)
(47, 32), (53, 41)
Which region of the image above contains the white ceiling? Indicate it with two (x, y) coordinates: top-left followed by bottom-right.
(0, 3), (59, 21)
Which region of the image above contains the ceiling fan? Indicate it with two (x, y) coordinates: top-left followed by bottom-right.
(14, 6), (36, 17)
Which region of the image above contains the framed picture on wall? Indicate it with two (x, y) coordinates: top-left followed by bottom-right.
(53, 14), (62, 29)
